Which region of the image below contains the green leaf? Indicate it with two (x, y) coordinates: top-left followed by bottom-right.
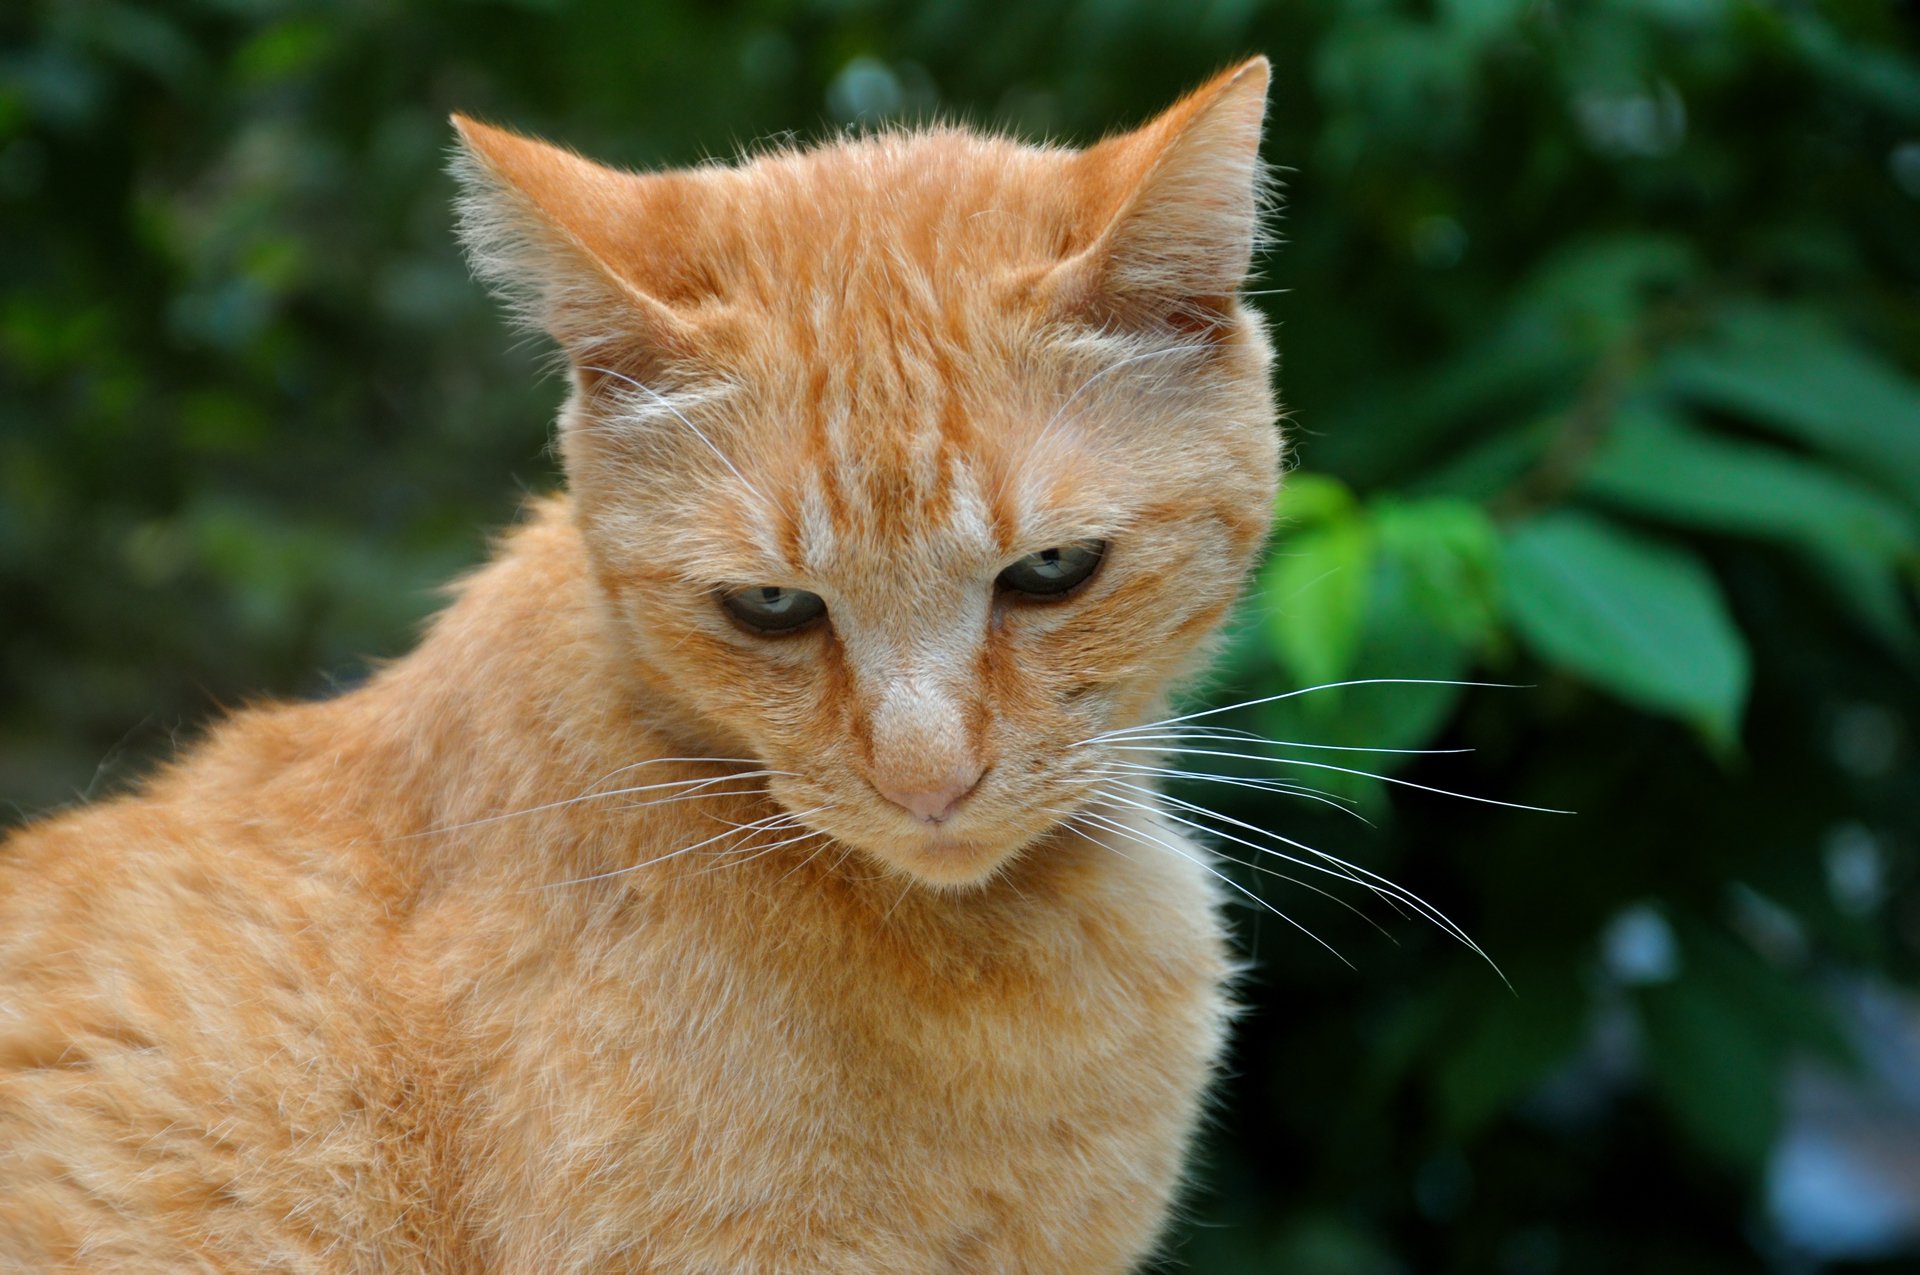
(234, 19), (339, 88)
(1257, 552), (1473, 803)
(1275, 471), (1359, 529)
(1805, 545), (1920, 659)
(1501, 511), (1750, 744)
(1661, 304), (1920, 509)
(1583, 407), (1919, 560)
(1262, 515), (1375, 687)
(1412, 417), (1554, 502)
(1435, 969), (1589, 1138)
(1251, 500), (1492, 804)
(1581, 406), (1919, 650)
(1636, 973), (1782, 1173)
(1517, 233), (1697, 349)
(1437, 0), (1532, 44)
(1373, 497), (1502, 647)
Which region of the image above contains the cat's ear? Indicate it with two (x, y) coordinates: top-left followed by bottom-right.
(1043, 57), (1270, 335)
(449, 115), (709, 380)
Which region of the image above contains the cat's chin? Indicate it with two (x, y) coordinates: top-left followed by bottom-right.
(868, 828), (1027, 890)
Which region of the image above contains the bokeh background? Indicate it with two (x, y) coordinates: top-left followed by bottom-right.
(5, 1), (1919, 1270)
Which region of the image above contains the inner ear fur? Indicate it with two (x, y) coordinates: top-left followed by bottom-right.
(1041, 57), (1271, 336)
(449, 115), (716, 386)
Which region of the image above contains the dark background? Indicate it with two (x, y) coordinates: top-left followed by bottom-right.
(4, 2), (1919, 1271)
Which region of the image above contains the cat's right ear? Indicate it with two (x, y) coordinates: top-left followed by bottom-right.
(1035, 58), (1271, 337)
(449, 116), (708, 382)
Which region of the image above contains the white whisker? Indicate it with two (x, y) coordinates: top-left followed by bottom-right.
(1099, 746), (1573, 815)
(1086, 760), (1371, 825)
(1087, 729), (1472, 756)
(699, 807), (810, 832)
(880, 875), (917, 923)
(772, 829), (842, 888)
(694, 826), (827, 875)
(1093, 781), (1508, 986)
(1059, 803), (1396, 941)
(537, 809), (801, 891)
(403, 768), (791, 840)
(1085, 786), (1411, 920)
(1059, 809), (1354, 969)
(1073, 678), (1528, 745)
(1090, 782), (1411, 922)
(607, 785), (793, 814)
(590, 755), (789, 783)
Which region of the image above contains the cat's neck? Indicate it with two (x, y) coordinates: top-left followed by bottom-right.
(376, 496), (734, 836)
(409, 495), (716, 745)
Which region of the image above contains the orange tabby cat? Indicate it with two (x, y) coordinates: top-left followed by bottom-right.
(0, 59), (1279, 1271)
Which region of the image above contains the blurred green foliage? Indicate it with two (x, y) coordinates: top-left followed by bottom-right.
(4, 1), (1919, 1271)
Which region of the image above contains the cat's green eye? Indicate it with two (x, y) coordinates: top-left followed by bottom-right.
(997, 541), (1107, 599)
(721, 585), (827, 634)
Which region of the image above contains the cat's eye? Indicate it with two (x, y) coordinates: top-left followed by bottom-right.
(996, 541), (1107, 599)
(721, 585), (827, 634)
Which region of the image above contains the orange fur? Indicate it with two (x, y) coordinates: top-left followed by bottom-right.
(1, 59), (1281, 1271)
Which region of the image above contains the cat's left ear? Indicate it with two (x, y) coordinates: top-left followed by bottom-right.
(1041, 57), (1271, 335)
(448, 115), (711, 381)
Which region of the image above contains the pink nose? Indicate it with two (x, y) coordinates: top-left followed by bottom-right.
(876, 763), (986, 824)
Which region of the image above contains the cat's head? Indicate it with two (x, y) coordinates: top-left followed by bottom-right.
(453, 60), (1280, 887)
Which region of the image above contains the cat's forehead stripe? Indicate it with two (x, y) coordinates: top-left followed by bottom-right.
(784, 451), (1006, 573)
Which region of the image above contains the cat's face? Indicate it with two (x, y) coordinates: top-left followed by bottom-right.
(455, 61), (1279, 886)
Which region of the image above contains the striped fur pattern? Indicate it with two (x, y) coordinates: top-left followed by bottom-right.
(1, 60), (1281, 1271)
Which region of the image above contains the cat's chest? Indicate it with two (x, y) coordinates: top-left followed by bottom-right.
(444, 827), (1231, 1271)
